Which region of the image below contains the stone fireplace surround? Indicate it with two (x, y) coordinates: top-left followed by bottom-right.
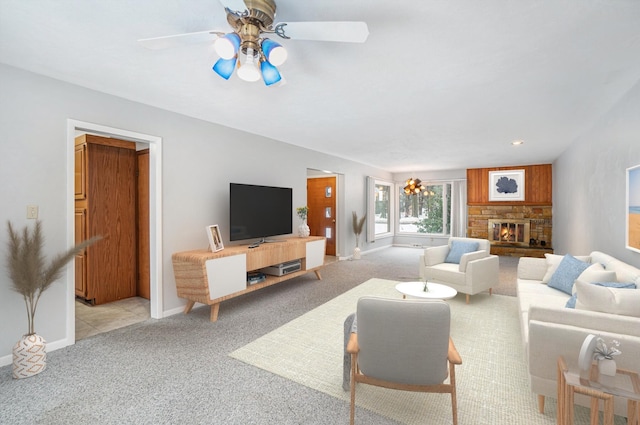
(468, 205), (553, 257)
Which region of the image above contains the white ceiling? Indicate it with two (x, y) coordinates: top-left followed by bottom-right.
(1, 0), (640, 172)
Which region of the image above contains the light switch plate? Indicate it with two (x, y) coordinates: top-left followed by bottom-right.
(27, 205), (38, 219)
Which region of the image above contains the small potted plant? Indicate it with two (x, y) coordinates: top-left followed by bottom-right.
(593, 337), (621, 376)
(296, 206), (310, 237)
(6, 220), (100, 379)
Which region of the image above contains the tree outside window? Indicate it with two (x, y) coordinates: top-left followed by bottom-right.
(398, 183), (451, 235)
(375, 183), (391, 235)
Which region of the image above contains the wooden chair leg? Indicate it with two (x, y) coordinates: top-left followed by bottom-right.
(489, 288), (493, 296)
(350, 354), (357, 425)
(450, 364), (458, 425)
(465, 294), (470, 304)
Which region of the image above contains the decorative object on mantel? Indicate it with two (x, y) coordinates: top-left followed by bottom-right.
(6, 220), (100, 379)
(593, 337), (621, 376)
(488, 169), (525, 201)
(351, 212), (366, 259)
(403, 177), (425, 195)
(296, 206), (310, 237)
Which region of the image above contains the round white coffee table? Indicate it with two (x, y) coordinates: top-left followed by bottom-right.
(395, 281), (457, 300)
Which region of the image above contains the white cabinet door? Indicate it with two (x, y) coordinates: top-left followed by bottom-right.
(305, 239), (326, 270)
(205, 254), (246, 299)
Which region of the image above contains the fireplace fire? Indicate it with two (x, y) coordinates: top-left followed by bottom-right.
(488, 219), (530, 246)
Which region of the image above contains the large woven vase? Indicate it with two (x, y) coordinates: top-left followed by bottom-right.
(12, 333), (47, 379)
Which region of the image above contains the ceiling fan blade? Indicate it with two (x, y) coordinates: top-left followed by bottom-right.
(218, 0), (248, 14)
(138, 30), (223, 50)
(274, 21), (369, 43)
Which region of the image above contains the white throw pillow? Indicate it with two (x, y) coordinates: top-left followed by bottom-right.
(574, 280), (640, 317)
(572, 264), (617, 294)
(542, 253), (592, 284)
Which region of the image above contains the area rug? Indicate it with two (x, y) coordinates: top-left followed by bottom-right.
(230, 278), (613, 425)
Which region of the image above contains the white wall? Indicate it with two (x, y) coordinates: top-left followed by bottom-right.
(553, 78), (640, 268)
(0, 64), (392, 362)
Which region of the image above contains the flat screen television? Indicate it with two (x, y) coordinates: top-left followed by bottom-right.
(229, 183), (293, 242)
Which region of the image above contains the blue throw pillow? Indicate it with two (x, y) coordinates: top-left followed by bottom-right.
(565, 281), (636, 308)
(445, 240), (479, 264)
(548, 254), (590, 295)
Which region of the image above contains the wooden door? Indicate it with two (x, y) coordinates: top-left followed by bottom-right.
(84, 136), (137, 304)
(136, 149), (150, 300)
(307, 177), (336, 256)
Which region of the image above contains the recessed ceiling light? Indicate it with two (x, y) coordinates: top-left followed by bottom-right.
(511, 140), (524, 146)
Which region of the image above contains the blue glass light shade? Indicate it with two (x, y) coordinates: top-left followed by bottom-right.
(260, 60), (282, 86)
(214, 33), (241, 60)
(261, 38), (288, 66)
(213, 57), (237, 80)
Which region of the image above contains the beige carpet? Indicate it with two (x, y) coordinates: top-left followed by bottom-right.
(230, 278), (619, 424)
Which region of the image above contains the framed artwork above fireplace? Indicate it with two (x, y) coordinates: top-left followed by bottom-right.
(489, 169), (525, 201)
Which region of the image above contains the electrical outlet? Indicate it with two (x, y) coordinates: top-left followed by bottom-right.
(27, 205), (38, 219)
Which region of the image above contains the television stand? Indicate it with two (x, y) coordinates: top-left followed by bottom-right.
(172, 236), (326, 322)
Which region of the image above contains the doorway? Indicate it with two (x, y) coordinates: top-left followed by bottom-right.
(307, 176), (337, 256)
(67, 120), (162, 345)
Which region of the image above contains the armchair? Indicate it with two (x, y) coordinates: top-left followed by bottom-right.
(347, 296), (462, 425)
(419, 237), (499, 303)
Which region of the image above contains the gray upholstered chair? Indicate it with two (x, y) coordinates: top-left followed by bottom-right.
(346, 296), (462, 425)
(419, 237), (499, 303)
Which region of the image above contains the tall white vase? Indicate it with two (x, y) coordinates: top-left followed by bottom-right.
(13, 333), (47, 379)
(298, 220), (310, 237)
(353, 247), (361, 260)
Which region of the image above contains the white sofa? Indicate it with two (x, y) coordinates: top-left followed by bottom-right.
(516, 251), (640, 417)
(419, 237), (499, 303)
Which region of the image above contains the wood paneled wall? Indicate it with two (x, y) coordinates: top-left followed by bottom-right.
(467, 164), (552, 205)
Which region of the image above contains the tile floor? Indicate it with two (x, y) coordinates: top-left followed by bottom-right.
(75, 297), (150, 341)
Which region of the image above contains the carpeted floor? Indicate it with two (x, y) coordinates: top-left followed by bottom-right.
(1, 247), (599, 424)
(230, 277), (613, 425)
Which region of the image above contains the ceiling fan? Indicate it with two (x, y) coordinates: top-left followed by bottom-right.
(138, 0), (369, 86)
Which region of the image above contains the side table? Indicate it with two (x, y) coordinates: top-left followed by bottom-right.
(557, 356), (640, 425)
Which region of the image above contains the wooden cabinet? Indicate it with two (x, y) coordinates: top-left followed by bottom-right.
(172, 237), (326, 322)
(74, 134), (137, 305)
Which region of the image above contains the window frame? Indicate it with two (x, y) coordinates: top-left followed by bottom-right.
(396, 181), (452, 237)
(372, 179), (394, 239)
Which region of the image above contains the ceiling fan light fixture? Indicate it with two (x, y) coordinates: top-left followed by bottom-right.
(261, 38), (288, 66)
(260, 60), (282, 86)
(237, 47), (261, 82)
(212, 57), (237, 80)
(214, 33), (241, 60)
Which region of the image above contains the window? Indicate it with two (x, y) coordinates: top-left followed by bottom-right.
(375, 183), (391, 235)
(398, 183), (451, 235)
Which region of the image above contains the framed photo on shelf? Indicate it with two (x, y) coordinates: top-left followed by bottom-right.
(627, 164), (640, 253)
(207, 224), (224, 252)
(489, 169), (525, 201)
